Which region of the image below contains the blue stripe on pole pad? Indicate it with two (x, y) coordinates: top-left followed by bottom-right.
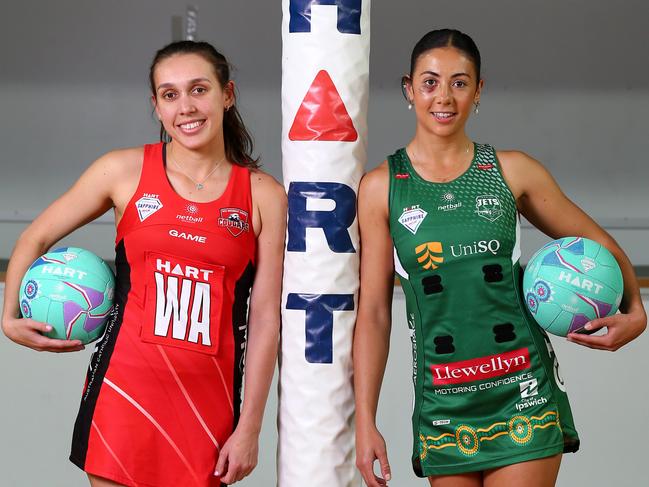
(286, 293), (355, 363)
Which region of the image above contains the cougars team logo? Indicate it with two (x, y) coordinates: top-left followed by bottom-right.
(218, 208), (250, 237)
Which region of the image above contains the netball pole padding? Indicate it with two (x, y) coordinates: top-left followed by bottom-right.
(279, 1), (370, 486)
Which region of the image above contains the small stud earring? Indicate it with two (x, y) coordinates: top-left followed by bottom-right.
(474, 101), (480, 115)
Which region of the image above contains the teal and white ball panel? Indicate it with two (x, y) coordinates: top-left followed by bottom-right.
(523, 237), (623, 336)
(19, 247), (115, 344)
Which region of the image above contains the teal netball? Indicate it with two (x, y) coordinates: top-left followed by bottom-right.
(19, 247), (115, 344)
(523, 237), (623, 336)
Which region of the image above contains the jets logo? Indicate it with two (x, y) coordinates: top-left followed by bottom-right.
(475, 195), (503, 222)
(415, 242), (444, 270)
(218, 208), (250, 237)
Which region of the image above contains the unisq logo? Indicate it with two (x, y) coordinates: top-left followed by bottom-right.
(450, 239), (501, 257)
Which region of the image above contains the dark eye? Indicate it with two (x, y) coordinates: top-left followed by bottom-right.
(453, 80), (468, 88)
(192, 86), (207, 94)
(424, 79), (437, 87)
(161, 91), (177, 100)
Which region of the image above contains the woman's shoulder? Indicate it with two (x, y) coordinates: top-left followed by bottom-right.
(360, 160), (390, 192)
(90, 145), (146, 177)
(494, 148), (555, 199)
(83, 146), (147, 205)
(249, 167), (286, 204)
(495, 148), (541, 171)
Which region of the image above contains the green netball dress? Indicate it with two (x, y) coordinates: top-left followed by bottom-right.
(388, 143), (579, 476)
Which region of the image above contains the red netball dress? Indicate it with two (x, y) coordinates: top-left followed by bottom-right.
(70, 143), (256, 487)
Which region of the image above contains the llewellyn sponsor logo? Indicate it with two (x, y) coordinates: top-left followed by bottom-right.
(431, 348), (530, 385)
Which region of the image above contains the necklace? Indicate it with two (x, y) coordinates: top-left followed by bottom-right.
(409, 141), (472, 182)
(169, 149), (226, 190)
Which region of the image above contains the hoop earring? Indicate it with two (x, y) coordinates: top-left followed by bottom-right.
(474, 101), (480, 115)
(401, 75), (413, 111)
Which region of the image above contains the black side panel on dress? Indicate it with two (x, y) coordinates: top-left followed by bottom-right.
(69, 240), (131, 468)
(231, 260), (256, 429)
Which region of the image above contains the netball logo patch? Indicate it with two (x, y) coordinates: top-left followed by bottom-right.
(399, 205), (427, 235)
(475, 195), (502, 222)
(218, 208), (250, 237)
(135, 194), (163, 222)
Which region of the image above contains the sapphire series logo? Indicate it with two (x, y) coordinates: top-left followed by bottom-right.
(135, 193), (163, 222)
(398, 205), (427, 234)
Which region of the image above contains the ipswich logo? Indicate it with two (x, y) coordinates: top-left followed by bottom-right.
(218, 208), (250, 237)
(415, 242), (444, 270)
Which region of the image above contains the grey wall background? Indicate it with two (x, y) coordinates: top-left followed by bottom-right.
(1, 0), (648, 486)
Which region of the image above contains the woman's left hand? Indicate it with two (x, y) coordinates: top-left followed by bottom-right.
(214, 426), (259, 484)
(567, 307), (647, 351)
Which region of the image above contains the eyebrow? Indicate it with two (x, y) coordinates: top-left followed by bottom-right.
(156, 77), (212, 91)
(419, 71), (472, 78)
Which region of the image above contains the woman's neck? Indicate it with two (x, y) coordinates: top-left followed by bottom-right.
(408, 131), (472, 168)
(168, 138), (227, 168)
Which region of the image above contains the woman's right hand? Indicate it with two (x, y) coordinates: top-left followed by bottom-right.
(356, 423), (391, 487)
(2, 317), (84, 352)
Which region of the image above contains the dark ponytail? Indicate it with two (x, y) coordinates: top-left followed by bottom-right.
(149, 40), (260, 169)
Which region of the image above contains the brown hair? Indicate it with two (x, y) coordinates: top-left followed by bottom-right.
(149, 40), (259, 168)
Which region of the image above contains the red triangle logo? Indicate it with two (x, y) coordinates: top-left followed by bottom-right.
(289, 70), (358, 142)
